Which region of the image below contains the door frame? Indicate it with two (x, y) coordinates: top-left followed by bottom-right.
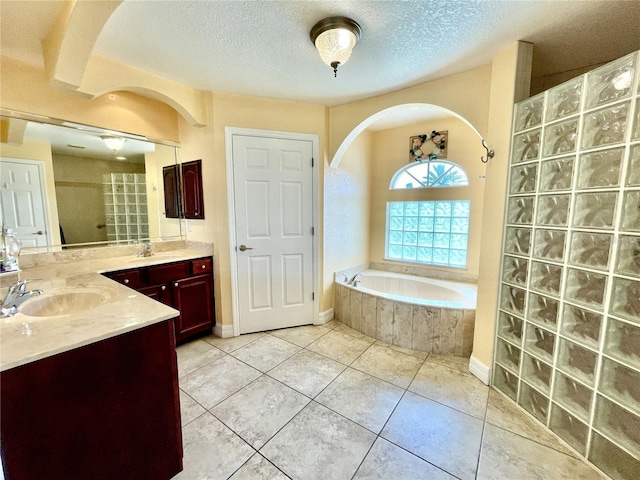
(0, 157), (53, 248)
(225, 127), (319, 337)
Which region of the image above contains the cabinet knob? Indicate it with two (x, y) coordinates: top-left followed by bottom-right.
(124, 279), (129, 284)
(161, 285), (167, 291)
(201, 265), (205, 269)
(174, 282), (179, 287)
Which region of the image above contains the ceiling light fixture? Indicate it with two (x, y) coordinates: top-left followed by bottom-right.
(310, 16), (362, 77)
(101, 136), (126, 152)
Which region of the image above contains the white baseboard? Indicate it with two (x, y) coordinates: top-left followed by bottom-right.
(469, 354), (491, 385)
(315, 308), (334, 325)
(213, 323), (235, 338)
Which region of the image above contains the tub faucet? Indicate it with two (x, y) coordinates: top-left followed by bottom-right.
(348, 273), (363, 286)
(1, 280), (43, 317)
(138, 242), (154, 257)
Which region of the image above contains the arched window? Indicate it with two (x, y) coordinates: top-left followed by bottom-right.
(385, 161), (470, 268)
(390, 160), (468, 189)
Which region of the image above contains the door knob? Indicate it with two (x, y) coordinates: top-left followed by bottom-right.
(238, 245), (254, 252)
(35, 230), (44, 235)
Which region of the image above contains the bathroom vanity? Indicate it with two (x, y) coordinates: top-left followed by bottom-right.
(104, 256), (215, 343)
(1, 318), (182, 480)
(0, 246), (215, 479)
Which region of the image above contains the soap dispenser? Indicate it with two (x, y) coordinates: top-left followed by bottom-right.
(2, 227), (21, 272)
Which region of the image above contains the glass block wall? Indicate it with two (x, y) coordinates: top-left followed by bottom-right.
(103, 173), (150, 243)
(494, 51), (640, 480)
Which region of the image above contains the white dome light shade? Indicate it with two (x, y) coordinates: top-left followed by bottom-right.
(101, 136), (126, 151)
(310, 17), (362, 77)
(315, 28), (357, 67)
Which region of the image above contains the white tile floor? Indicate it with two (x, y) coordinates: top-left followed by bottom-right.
(173, 321), (606, 480)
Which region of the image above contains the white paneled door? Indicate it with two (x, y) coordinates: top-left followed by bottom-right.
(231, 133), (314, 334)
(0, 159), (50, 248)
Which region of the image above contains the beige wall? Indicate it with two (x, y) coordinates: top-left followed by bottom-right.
(369, 118), (486, 277)
(324, 129), (372, 302)
(1, 57), (180, 142)
(323, 43), (531, 374)
(474, 43), (532, 370)
(178, 92), (327, 327)
(328, 65), (492, 162)
(0, 140), (61, 246)
(2, 42), (528, 371)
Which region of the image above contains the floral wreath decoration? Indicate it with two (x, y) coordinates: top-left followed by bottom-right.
(410, 130), (446, 163)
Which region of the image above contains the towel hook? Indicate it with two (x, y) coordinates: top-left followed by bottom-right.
(481, 139), (495, 164)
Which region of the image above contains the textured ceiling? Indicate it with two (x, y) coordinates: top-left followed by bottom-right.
(92, 0), (640, 107)
(1, 0), (639, 111)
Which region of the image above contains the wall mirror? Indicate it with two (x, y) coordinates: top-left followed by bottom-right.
(0, 109), (184, 253)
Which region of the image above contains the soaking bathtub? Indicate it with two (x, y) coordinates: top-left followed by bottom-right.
(334, 269), (477, 356)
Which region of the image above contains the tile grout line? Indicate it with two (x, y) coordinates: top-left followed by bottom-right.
(178, 323), (475, 479)
(197, 327), (362, 477)
(473, 387), (492, 479)
(356, 352), (467, 480)
(222, 335), (386, 478)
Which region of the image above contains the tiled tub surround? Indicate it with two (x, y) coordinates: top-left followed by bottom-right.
(495, 51), (640, 480)
(334, 270), (476, 356)
(0, 242), (213, 370)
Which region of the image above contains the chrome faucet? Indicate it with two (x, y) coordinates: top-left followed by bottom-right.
(138, 242), (154, 258)
(1, 280), (43, 317)
(348, 273), (363, 286)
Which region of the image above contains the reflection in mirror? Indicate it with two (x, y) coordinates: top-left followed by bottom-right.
(0, 110), (184, 252)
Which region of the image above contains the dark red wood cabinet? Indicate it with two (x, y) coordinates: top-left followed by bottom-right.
(162, 164), (181, 219)
(0, 320), (183, 480)
(162, 159), (205, 220)
(104, 256), (215, 343)
(181, 159), (204, 219)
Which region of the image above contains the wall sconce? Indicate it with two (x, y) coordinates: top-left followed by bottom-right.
(310, 16), (362, 77)
(101, 136), (126, 152)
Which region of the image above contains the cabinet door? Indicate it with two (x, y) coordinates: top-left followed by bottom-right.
(104, 269), (141, 289)
(146, 261), (190, 285)
(172, 274), (213, 342)
(138, 284), (172, 305)
(163, 164), (181, 219)
(0, 320), (182, 480)
(181, 159), (204, 219)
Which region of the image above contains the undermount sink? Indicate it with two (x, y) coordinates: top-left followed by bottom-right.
(19, 290), (109, 317)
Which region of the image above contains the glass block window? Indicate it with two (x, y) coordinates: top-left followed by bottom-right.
(386, 200), (470, 267)
(390, 160), (469, 189)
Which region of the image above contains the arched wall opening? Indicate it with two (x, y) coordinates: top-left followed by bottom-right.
(329, 103), (486, 168)
(324, 102), (488, 354)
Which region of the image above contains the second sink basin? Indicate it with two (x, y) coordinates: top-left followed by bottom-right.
(19, 290), (109, 317)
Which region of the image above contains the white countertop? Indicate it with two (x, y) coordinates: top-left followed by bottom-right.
(1, 248), (212, 372)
